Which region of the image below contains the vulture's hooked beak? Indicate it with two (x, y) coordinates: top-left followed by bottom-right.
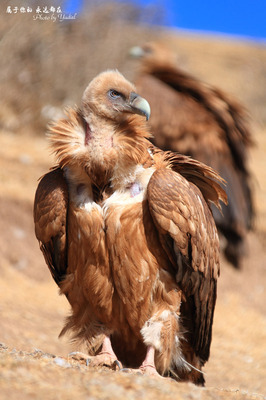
(129, 92), (150, 121)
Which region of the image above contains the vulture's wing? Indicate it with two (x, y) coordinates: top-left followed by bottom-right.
(152, 148), (228, 210)
(138, 65), (254, 267)
(34, 167), (68, 286)
(147, 164), (224, 362)
(140, 64), (253, 162)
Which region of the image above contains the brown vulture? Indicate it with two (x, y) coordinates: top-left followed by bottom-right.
(130, 42), (254, 268)
(34, 70), (227, 385)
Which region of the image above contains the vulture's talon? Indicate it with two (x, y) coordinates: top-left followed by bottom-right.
(113, 359), (123, 370)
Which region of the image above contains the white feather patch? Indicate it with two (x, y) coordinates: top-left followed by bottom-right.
(104, 165), (156, 207)
(103, 188), (145, 208)
(141, 319), (163, 351)
(159, 310), (171, 321)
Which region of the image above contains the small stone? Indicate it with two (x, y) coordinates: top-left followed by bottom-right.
(53, 357), (71, 368)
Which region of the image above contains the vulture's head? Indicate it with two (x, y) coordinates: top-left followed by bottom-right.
(82, 70), (150, 123)
(129, 42), (177, 70)
(48, 70), (151, 186)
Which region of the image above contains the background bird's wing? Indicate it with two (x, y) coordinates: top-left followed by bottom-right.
(152, 67), (254, 234)
(139, 63), (253, 159)
(137, 66), (254, 266)
(209, 151), (253, 264)
(147, 166), (221, 362)
(34, 167), (68, 286)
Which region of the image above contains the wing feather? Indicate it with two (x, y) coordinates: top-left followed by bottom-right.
(34, 167), (68, 286)
(152, 147), (227, 210)
(147, 167), (220, 362)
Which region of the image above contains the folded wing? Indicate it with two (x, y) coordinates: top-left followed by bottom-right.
(34, 167), (68, 286)
(147, 163), (223, 362)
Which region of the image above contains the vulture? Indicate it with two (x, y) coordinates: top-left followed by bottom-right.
(130, 42), (254, 268)
(34, 70), (227, 385)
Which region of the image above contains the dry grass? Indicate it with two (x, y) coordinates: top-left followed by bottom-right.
(0, 2), (266, 399)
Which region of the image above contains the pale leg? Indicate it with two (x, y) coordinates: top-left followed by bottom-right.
(121, 345), (162, 377)
(139, 345), (161, 377)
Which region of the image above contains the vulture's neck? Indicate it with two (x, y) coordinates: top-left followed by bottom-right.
(84, 112), (152, 187)
(49, 108), (152, 191)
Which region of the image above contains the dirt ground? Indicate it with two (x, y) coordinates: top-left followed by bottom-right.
(0, 12), (266, 400)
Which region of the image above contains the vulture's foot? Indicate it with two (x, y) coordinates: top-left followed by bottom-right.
(88, 335), (123, 370)
(68, 350), (122, 370)
(68, 351), (91, 366)
(88, 351), (122, 370)
(120, 345), (164, 379)
(138, 363), (162, 378)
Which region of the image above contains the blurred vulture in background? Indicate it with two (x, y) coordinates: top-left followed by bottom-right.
(130, 42), (254, 268)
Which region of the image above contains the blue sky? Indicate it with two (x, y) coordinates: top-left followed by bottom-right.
(64, 0), (266, 41)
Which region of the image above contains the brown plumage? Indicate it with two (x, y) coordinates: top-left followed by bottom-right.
(34, 70), (227, 385)
(130, 42), (254, 268)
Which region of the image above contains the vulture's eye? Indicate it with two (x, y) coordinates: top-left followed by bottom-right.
(109, 89), (121, 99)
(143, 45), (152, 54)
